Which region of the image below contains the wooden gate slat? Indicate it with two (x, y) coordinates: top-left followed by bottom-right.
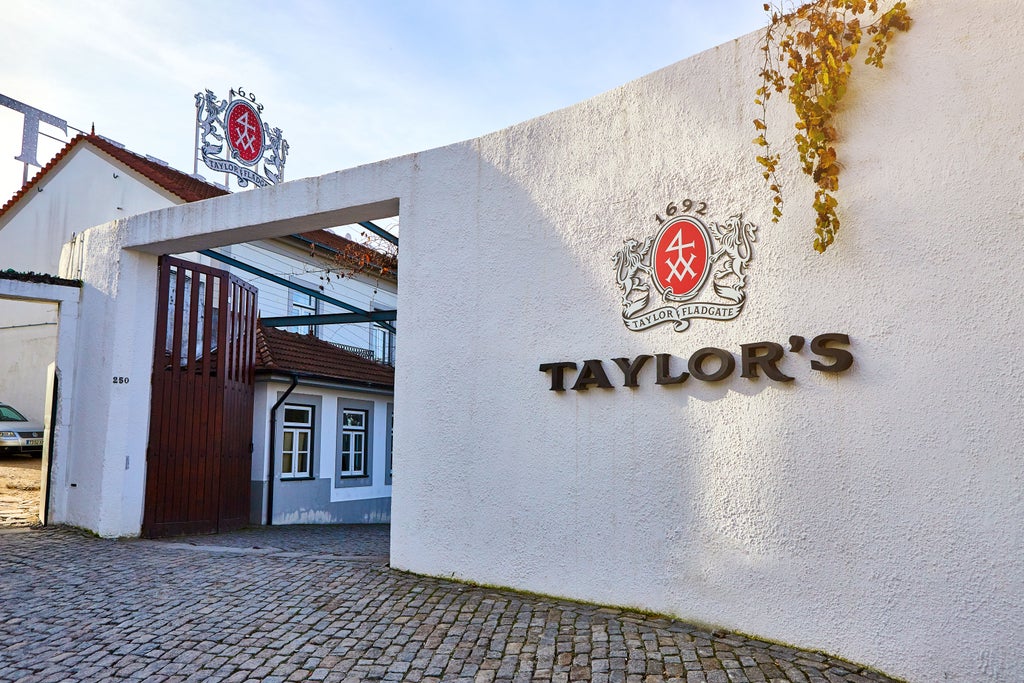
(142, 257), (257, 538)
(192, 271), (212, 527)
(144, 259), (172, 530)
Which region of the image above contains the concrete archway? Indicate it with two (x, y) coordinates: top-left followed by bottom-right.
(56, 187), (402, 537)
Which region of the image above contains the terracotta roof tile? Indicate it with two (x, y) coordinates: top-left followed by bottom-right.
(0, 133), (228, 221)
(256, 323), (394, 389)
(0, 135), (398, 285)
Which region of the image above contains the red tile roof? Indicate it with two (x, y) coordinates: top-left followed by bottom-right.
(0, 134), (396, 281)
(256, 324), (394, 389)
(0, 133), (228, 221)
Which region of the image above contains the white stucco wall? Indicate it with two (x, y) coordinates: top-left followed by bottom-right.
(0, 301), (56, 421)
(389, 3), (1023, 681)
(58, 228), (157, 536)
(60, 1), (1022, 680)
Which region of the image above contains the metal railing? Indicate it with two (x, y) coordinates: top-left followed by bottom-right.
(328, 342), (396, 367)
(329, 342), (375, 360)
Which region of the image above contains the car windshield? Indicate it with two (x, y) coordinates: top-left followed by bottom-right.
(0, 405), (27, 421)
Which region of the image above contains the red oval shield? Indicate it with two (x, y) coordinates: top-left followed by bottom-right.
(652, 216), (710, 300)
(225, 100), (265, 165)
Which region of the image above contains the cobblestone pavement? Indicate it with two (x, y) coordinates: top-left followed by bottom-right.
(0, 525), (900, 683)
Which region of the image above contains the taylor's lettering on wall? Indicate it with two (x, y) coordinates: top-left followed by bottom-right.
(539, 333), (854, 391)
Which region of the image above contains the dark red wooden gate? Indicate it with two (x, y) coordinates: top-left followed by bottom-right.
(143, 256), (257, 538)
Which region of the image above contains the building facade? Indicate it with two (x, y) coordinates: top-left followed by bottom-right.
(253, 324), (394, 525)
(0, 133), (397, 524)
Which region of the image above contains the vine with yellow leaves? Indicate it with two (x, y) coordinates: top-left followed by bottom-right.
(754, 1), (911, 252)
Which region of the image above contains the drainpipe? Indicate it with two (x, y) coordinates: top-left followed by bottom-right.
(266, 374), (298, 526)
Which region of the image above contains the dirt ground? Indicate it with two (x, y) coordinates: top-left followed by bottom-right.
(0, 455), (42, 527)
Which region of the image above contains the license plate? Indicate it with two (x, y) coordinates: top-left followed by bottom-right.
(27, 439), (43, 446)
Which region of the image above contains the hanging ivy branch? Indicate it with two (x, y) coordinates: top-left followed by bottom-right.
(307, 230), (398, 283)
(754, 1), (911, 252)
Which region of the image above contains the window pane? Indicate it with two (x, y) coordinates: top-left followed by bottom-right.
(298, 432), (309, 452)
(284, 407), (310, 424)
(298, 452), (308, 474)
(282, 452), (293, 474)
(282, 432), (293, 452)
(340, 408), (368, 476)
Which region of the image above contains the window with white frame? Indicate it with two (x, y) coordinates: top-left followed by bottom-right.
(289, 287), (319, 336)
(281, 404), (314, 479)
(339, 409), (368, 477)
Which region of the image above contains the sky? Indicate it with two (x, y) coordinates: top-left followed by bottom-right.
(0, 1), (769, 206)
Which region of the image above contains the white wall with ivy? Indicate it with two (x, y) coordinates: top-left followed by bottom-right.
(392, 2), (1022, 681)
(60, 1), (1021, 680)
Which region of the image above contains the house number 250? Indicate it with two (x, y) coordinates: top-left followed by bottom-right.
(112, 376), (130, 384)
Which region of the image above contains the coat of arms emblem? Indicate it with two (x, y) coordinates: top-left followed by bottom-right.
(613, 203), (757, 332)
(194, 87), (288, 188)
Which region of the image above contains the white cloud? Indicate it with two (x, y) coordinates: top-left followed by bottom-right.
(0, 0), (768, 198)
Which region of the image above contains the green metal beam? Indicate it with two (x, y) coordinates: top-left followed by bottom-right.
(358, 221), (398, 246)
(199, 248), (396, 333)
(261, 311), (397, 327)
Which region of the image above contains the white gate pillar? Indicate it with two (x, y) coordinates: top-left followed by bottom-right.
(56, 224), (159, 537)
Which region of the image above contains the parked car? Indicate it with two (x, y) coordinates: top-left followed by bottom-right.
(0, 403), (44, 457)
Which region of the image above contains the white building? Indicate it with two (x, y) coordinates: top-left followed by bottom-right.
(0, 132), (397, 526)
(253, 323), (394, 525)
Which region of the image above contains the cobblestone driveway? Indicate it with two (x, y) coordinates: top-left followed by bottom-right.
(0, 525), (898, 683)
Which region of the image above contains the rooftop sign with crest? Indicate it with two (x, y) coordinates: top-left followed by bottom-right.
(194, 87), (288, 188)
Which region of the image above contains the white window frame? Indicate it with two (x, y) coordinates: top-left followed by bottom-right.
(281, 404), (314, 479)
(339, 409), (368, 478)
(289, 285), (320, 337)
